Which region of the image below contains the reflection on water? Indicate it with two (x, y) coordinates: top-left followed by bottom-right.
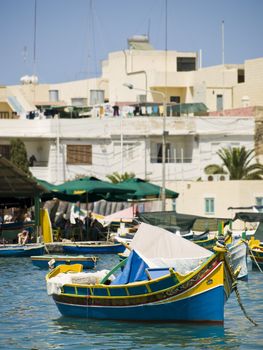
(0, 257), (263, 349)
(51, 317), (227, 350)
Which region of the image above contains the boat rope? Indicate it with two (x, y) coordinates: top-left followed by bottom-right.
(44, 244), (50, 254)
(225, 245), (258, 326)
(248, 246), (263, 273)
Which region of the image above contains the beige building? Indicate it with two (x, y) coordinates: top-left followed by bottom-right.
(0, 37), (263, 216)
(172, 180), (263, 218)
(1, 36), (263, 116)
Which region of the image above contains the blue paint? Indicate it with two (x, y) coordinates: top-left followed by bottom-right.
(1, 254), (262, 349)
(63, 243), (125, 254)
(54, 286), (224, 323)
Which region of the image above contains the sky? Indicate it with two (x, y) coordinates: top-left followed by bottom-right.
(1, 0), (263, 85)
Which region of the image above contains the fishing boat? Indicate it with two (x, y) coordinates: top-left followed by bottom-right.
(0, 243), (45, 257)
(0, 221), (35, 243)
(31, 254), (98, 269)
(46, 223), (240, 323)
(62, 241), (125, 255)
(248, 237), (263, 268)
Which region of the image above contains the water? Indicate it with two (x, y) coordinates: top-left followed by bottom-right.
(1, 256), (263, 350)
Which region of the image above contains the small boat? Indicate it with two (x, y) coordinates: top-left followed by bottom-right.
(46, 223), (240, 323)
(62, 241), (125, 254)
(31, 254), (98, 269)
(248, 237), (263, 268)
(0, 243), (45, 257)
(0, 221), (35, 243)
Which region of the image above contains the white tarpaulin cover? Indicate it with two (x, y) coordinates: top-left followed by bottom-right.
(102, 206), (136, 226)
(47, 269), (114, 295)
(130, 223), (213, 272)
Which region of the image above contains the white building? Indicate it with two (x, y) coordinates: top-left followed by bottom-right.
(0, 38), (263, 216)
(0, 115), (254, 185)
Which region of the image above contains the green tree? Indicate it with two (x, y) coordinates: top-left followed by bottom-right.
(10, 138), (31, 176)
(106, 171), (135, 183)
(204, 146), (263, 180)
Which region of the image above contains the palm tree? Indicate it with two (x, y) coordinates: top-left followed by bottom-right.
(204, 146), (263, 180)
(106, 171), (135, 184)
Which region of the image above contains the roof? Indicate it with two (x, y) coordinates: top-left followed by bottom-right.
(0, 155), (46, 202)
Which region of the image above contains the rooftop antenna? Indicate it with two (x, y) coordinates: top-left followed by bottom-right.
(33, 0), (37, 78)
(161, 0), (168, 211)
(147, 18), (151, 40)
(22, 46), (28, 64)
(222, 20), (225, 115)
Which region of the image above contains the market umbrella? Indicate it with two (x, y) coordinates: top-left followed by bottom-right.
(36, 178), (82, 203)
(112, 178), (179, 201)
(54, 176), (135, 202)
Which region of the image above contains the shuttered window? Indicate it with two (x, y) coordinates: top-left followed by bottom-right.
(67, 145), (92, 165)
(0, 145), (11, 159)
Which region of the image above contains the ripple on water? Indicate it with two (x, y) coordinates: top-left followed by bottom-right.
(1, 257), (263, 349)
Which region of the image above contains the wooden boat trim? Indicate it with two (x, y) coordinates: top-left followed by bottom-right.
(49, 254), (226, 307)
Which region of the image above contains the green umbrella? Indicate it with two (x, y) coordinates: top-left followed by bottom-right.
(54, 176), (135, 202)
(36, 178), (84, 202)
(36, 179), (58, 192)
(113, 178), (179, 201)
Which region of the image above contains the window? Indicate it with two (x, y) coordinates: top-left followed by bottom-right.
(216, 94), (223, 111)
(49, 90), (59, 102)
(0, 145), (11, 159)
(256, 197), (263, 212)
(177, 57), (196, 72)
(150, 140), (193, 164)
(113, 142), (136, 161)
(205, 198), (215, 214)
(170, 96), (180, 103)
(152, 143), (172, 163)
(238, 69), (245, 83)
(67, 145), (92, 165)
(71, 98), (88, 107)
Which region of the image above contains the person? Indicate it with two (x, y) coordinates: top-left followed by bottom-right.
(17, 230), (29, 245)
(24, 213), (31, 222)
(84, 211), (94, 241)
(29, 155), (37, 166)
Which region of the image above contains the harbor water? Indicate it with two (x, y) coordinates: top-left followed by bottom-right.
(1, 255), (263, 350)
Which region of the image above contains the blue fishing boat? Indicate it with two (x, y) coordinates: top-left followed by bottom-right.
(0, 243), (45, 257)
(31, 254), (98, 269)
(0, 221), (35, 243)
(46, 223), (240, 323)
(62, 241), (125, 255)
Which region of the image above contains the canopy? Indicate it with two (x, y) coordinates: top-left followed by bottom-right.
(167, 103), (208, 116)
(102, 206), (136, 225)
(0, 156), (46, 207)
(138, 211), (230, 233)
(113, 178), (179, 201)
(39, 176), (135, 203)
(233, 212), (263, 223)
(113, 223), (213, 283)
(37, 178), (86, 203)
(130, 223), (213, 262)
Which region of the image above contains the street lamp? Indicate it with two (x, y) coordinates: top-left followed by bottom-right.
(123, 83), (167, 211)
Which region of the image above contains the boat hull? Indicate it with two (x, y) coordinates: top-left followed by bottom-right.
(53, 285), (224, 323)
(31, 255), (97, 269)
(249, 249), (263, 268)
(48, 256), (232, 323)
(0, 244), (45, 257)
(62, 243), (125, 254)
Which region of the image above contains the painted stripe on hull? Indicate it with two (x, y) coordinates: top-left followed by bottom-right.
(63, 244), (125, 254)
(54, 285), (225, 323)
(0, 246), (44, 257)
(32, 260), (96, 269)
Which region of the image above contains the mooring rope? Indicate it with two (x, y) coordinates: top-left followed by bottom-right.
(248, 246), (263, 273)
(225, 246), (258, 326)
